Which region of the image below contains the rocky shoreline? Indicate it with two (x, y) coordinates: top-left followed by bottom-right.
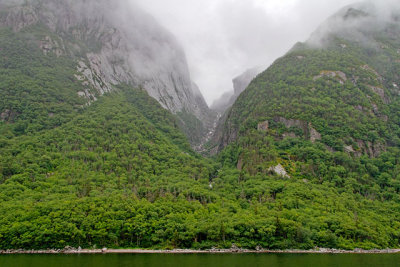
(1, 247), (400, 255)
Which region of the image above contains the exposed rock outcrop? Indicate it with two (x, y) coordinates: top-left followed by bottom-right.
(0, 5), (38, 32)
(361, 65), (382, 81)
(275, 117), (322, 143)
(0, 110), (9, 121)
(344, 145), (355, 154)
(75, 59), (111, 102)
(313, 70), (347, 84)
(276, 117), (307, 130)
(39, 36), (65, 56)
(368, 85), (390, 104)
(269, 164), (290, 178)
(0, 109), (17, 122)
(211, 67), (262, 113)
(357, 140), (386, 157)
(0, 0), (213, 142)
(309, 125), (322, 143)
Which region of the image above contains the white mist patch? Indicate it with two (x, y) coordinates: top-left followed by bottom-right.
(308, 1), (400, 47)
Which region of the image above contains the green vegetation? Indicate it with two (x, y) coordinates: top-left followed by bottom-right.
(2, 99), (400, 250)
(1, 4), (400, 252)
(2, 86), (400, 250)
(213, 18), (400, 249)
(0, 26), (87, 137)
(176, 110), (207, 147)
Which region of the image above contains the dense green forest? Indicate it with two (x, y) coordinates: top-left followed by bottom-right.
(2, 87), (400, 250)
(1, 2), (400, 251)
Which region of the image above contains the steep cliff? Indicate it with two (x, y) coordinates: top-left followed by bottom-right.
(0, 0), (213, 144)
(2, 0), (400, 251)
(211, 67), (261, 113)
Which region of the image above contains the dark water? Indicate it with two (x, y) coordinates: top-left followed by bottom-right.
(1, 253), (400, 267)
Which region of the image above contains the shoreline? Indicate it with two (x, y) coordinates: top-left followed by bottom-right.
(1, 248), (400, 255)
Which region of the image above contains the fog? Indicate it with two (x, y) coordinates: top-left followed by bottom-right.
(3, 0), (398, 106)
(132, 0), (360, 104)
(309, 0), (400, 47)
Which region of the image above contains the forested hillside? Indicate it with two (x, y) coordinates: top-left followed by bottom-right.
(1, 1), (400, 251)
(0, 0), (215, 146)
(0, 26), (86, 137)
(2, 85), (400, 250)
(213, 2), (400, 249)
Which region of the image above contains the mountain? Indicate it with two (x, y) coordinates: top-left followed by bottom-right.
(220, 2), (400, 153)
(1, 0), (400, 251)
(208, 67), (262, 154)
(0, 0), (214, 145)
(213, 1), (400, 248)
(0, 0), (216, 249)
(0, 85), (219, 249)
(211, 67), (261, 113)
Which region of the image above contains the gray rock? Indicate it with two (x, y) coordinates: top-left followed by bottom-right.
(1, 5), (38, 32)
(276, 117), (305, 129)
(368, 85), (390, 104)
(356, 139), (386, 157)
(0, 109), (17, 122)
(0, 0), (213, 133)
(269, 164), (290, 178)
(313, 70), (347, 83)
(309, 125), (322, 143)
(211, 67), (262, 113)
(344, 145), (355, 154)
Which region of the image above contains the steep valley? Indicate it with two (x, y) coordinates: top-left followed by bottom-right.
(1, 0), (400, 251)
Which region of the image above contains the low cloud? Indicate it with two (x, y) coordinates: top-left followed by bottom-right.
(132, 0), (358, 104)
(308, 0), (400, 47)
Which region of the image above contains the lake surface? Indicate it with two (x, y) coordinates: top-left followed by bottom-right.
(1, 253), (400, 267)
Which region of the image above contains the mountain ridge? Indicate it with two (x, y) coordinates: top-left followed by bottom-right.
(218, 1), (400, 155)
(0, 0), (215, 145)
(1, 0), (400, 251)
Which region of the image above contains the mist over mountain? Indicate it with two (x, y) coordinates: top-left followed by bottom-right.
(2, 0), (400, 253)
(308, 0), (400, 47)
(211, 67), (263, 113)
(0, 0), (214, 145)
(218, 0), (400, 151)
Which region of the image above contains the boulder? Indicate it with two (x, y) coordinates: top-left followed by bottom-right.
(269, 164), (290, 178)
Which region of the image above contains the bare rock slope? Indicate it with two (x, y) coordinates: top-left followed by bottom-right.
(0, 0), (214, 143)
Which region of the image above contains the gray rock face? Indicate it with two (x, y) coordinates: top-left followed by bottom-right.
(210, 91), (234, 113)
(309, 125), (322, 143)
(0, 4), (38, 31)
(368, 85), (390, 104)
(268, 164), (290, 178)
(211, 67), (262, 113)
(275, 117), (322, 143)
(0, 0), (212, 126)
(232, 68), (261, 96)
(208, 68), (262, 153)
(276, 117), (305, 129)
(313, 70), (347, 84)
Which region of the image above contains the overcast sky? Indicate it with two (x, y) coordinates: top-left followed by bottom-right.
(132, 0), (357, 105)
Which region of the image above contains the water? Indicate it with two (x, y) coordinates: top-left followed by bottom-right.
(1, 253), (400, 267)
